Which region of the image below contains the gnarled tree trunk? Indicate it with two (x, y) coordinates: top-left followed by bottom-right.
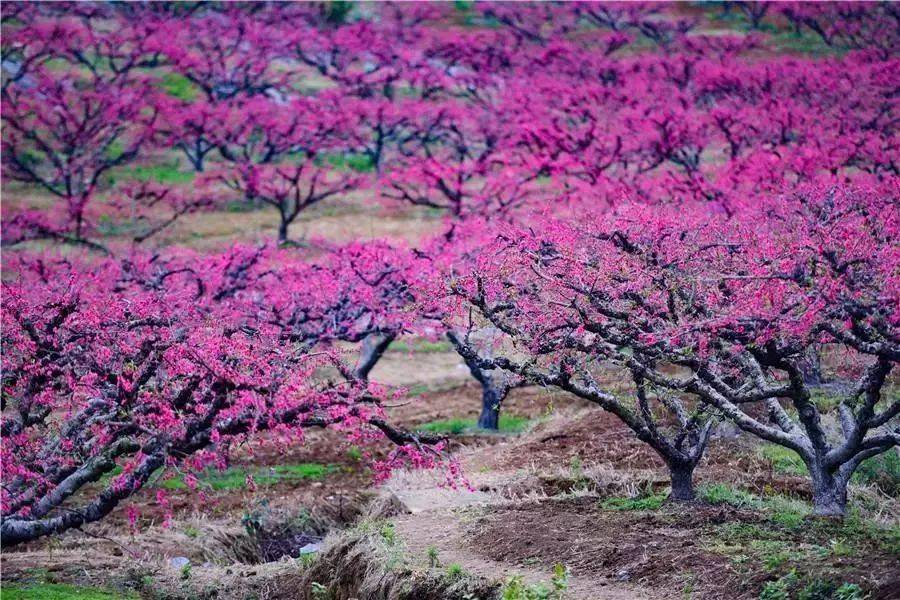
(476, 374), (511, 430)
(277, 218), (291, 245)
(354, 333), (395, 381)
(805, 457), (851, 518)
(666, 459), (698, 502)
(811, 473), (849, 517)
(447, 330), (518, 431)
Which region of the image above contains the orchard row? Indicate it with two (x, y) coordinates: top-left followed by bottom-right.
(1, 2), (897, 546)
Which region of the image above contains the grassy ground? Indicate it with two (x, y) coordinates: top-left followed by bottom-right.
(416, 414), (533, 435)
(157, 463), (338, 492)
(1, 583), (140, 600)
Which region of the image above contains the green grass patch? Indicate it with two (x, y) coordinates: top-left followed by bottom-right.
(95, 214), (140, 237)
(445, 563), (466, 580)
(104, 140), (125, 161)
(707, 518), (883, 598)
(808, 389), (843, 413)
(600, 493), (667, 511)
(320, 152), (375, 173)
(852, 450), (900, 497)
(759, 570), (800, 600)
(758, 571), (866, 600)
(715, 521), (782, 544)
(639, 481), (898, 598)
(43, 58), (75, 72)
(698, 484), (811, 527)
(765, 495), (809, 528)
(758, 444), (807, 476)
(768, 31), (841, 56)
(279, 150), (374, 174)
(406, 383), (433, 397)
(158, 72), (201, 102)
(112, 160), (195, 186)
(699, 483), (758, 507)
(11, 148), (45, 169)
(501, 577), (556, 600)
(159, 463), (337, 491)
(501, 563), (568, 600)
(750, 539), (805, 572)
(224, 200), (262, 213)
(416, 414), (531, 435)
(709, 497), (899, 557)
(346, 445), (364, 462)
(402, 380), (467, 398)
(1, 583), (139, 600)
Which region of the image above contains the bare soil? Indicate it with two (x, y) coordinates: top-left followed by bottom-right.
(392, 506), (658, 600)
(465, 497), (900, 599)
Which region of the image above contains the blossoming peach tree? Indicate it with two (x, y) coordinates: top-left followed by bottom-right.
(445, 185), (898, 514)
(0, 243), (443, 546)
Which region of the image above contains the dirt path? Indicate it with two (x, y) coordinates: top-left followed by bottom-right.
(369, 349), (469, 388)
(385, 464), (663, 600)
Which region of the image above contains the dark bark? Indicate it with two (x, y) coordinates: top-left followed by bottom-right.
(178, 140), (211, 173)
(354, 333), (395, 381)
(809, 462), (849, 517)
(737, 2), (770, 30)
(1, 450), (164, 547)
(667, 461), (697, 502)
(476, 376), (511, 430)
(446, 330), (516, 431)
(187, 150), (204, 172)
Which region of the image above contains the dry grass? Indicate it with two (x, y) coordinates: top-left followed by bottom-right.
(299, 519), (500, 600)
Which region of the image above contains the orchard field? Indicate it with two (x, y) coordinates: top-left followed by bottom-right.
(1, 2), (898, 599)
